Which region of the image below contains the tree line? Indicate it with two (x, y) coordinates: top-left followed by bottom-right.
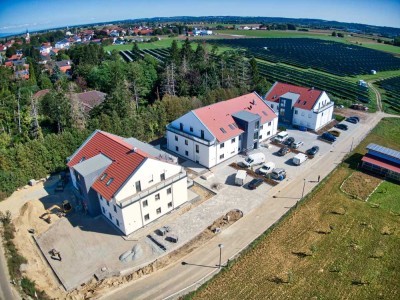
(0, 38), (268, 199)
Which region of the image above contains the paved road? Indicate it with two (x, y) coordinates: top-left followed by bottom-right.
(0, 236), (19, 300)
(102, 112), (384, 300)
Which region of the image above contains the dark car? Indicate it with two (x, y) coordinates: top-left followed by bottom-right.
(277, 146), (290, 156)
(328, 130), (341, 137)
(284, 137), (295, 146)
(307, 146), (320, 156)
(335, 123), (348, 131)
(248, 178), (264, 190)
(350, 116), (360, 122)
(345, 117), (358, 124)
(321, 132), (336, 142)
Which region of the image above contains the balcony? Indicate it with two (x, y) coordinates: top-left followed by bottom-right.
(313, 102), (334, 114)
(166, 125), (215, 146)
(117, 171), (187, 208)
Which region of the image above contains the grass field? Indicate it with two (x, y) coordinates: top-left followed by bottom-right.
(103, 37), (176, 52)
(361, 43), (400, 55)
(186, 117), (400, 300)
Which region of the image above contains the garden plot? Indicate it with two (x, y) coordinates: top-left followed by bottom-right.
(340, 171), (382, 200)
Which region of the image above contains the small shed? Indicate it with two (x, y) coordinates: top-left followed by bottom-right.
(370, 70), (377, 75)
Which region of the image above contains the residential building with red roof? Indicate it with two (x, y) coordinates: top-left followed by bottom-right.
(67, 130), (186, 235)
(74, 90), (106, 114)
(166, 92), (278, 168)
(361, 143), (400, 182)
(264, 82), (334, 131)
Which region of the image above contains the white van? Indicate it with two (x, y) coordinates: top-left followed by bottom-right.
(274, 131), (289, 143)
(292, 153), (308, 166)
(235, 170), (247, 186)
(241, 152), (266, 168)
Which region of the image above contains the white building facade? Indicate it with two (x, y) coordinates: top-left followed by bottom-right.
(67, 130), (188, 236)
(265, 82), (334, 131)
(166, 92), (278, 168)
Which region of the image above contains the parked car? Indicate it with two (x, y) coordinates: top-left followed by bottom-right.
(271, 168), (287, 181)
(258, 162), (276, 175)
(328, 130), (341, 137)
(291, 141), (303, 149)
(292, 153), (308, 165)
(248, 178), (264, 190)
(350, 116), (360, 122)
(335, 123), (348, 131)
(277, 146), (290, 156)
(345, 117), (358, 124)
(321, 132), (336, 142)
(284, 137), (295, 146)
(307, 146), (320, 156)
(241, 152), (265, 168)
(274, 131), (289, 143)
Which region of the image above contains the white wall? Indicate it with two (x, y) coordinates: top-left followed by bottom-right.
(115, 158), (182, 201)
(265, 101), (279, 114)
(169, 111), (214, 142)
(259, 118), (278, 141)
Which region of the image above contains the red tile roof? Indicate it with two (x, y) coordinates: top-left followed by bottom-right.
(67, 131), (150, 200)
(362, 154), (400, 173)
(265, 82), (323, 111)
(194, 92), (277, 142)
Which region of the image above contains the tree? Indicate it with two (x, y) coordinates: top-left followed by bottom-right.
(38, 74), (53, 89)
(332, 31), (337, 37)
(394, 36), (400, 47)
(6, 46), (16, 58)
(169, 40), (180, 65)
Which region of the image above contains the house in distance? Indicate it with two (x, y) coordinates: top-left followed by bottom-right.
(67, 130), (187, 236)
(264, 82), (334, 131)
(166, 92), (278, 168)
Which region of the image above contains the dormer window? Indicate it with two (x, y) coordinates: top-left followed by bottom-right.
(79, 157), (86, 163)
(220, 127), (226, 133)
(106, 178), (114, 186)
(100, 173), (107, 181)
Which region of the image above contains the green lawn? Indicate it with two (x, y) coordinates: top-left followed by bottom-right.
(368, 181), (400, 214)
(104, 37), (176, 52)
(361, 43), (400, 55)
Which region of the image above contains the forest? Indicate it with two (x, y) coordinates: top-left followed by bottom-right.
(0, 38), (268, 199)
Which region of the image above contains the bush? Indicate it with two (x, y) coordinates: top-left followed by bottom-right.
(21, 277), (36, 297)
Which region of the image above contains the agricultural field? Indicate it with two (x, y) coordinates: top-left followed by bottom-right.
(186, 117), (400, 300)
(256, 61), (373, 106)
(207, 38), (400, 76)
(376, 76), (400, 114)
(103, 37), (176, 52)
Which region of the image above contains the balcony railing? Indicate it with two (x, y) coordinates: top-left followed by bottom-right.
(117, 171), (187, 208)
(313, 102), (334, 114)
(166, 125), (215, 146)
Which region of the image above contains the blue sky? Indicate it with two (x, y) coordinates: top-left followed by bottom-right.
(0, 0), (399, 34)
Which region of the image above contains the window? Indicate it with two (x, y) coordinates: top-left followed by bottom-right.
(155, 193), (160, 201)
(160, 173), (165, 181)
(267, 131), (271, 136)
(259, 135), (262, 140)
(231, 138), (235, 143)
(106, 178), (114, 186)
(79, 156), (86, 163)
(180, 123), (183, 131)
(239, 135), (242, 141)
(262, 111), (267, 116)
(100, 173), (107, 181)
(102, 207), (105, 214)
(308, 114), (311, 118)
(220, 127), (226, 133)
(260, 125), (263, 129)
(201, 130), (204, 139)
(168, 202), (172, 208)
(301, 112), (305, 116)
(106, 200), (110, 207)
(108, 213), (112, 220)
(228, 124), (235, 130)
(220, 154), (224, 159)
(281, 99), (286, 106)
(135, 181), (141, 192)
(175, 135), (178, 141)
(143, 200), (148, 207)
(195, 144), (199, 153)
(116, 219), (119, 226)
(190, 126), (193, 132)
(271, 104), (274, 109)
(148, 175), (153, 183)
(175, 146), (179, 152)
(156, 207), (161, 214)
(255, 121), (259, 129)
(99, 194), (103, 201)
(254, 132), (258, 139)
(185, 139), (188, 145)
(268, 122), (271, 126)
(220, 143), (225, 148)
(144, 214), (150, 221)
(167, 187), (172, 195)
(185, 150), (189, 156)
(295, 110), (298, 115)
(113, 205), (117, 213)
